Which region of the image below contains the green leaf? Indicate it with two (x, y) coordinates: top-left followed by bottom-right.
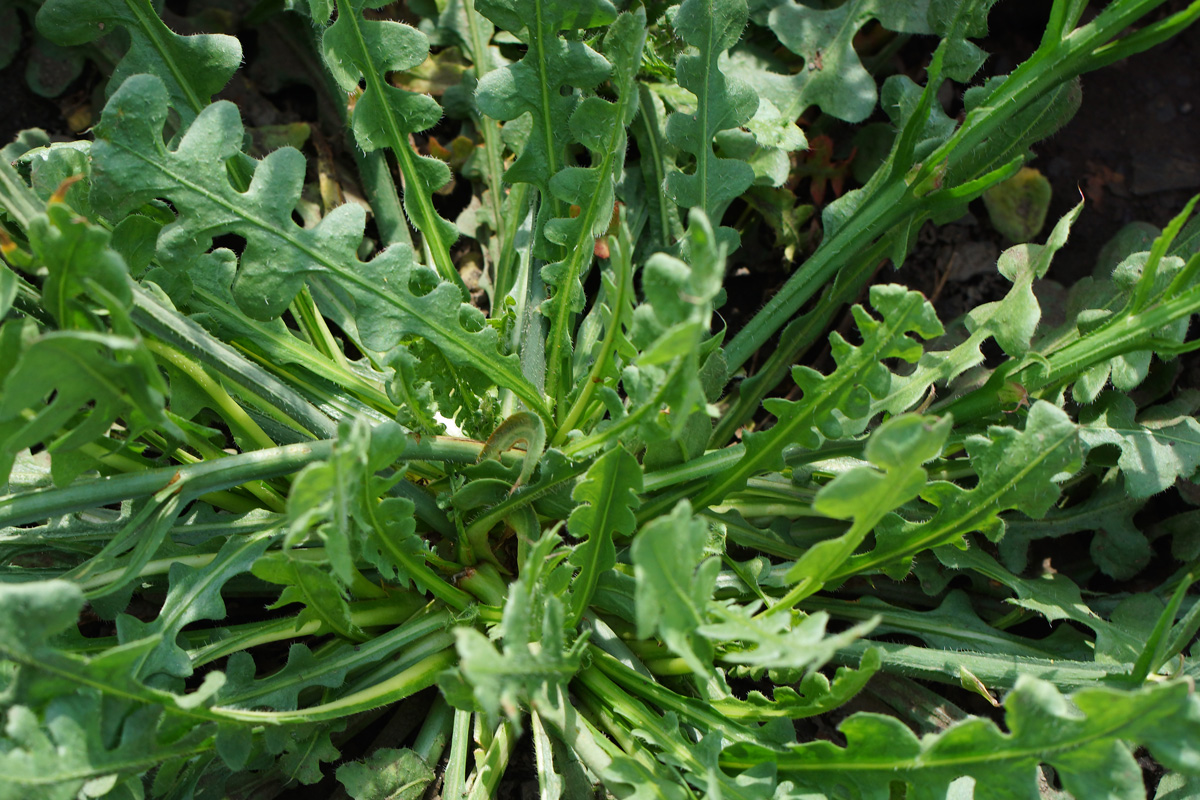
(541, 9), (645, 402)
(36, 0), (241, 122)
(876, 202), (1081, 417)
(0, 579), (84, 657)
(929, 0), (1002, 82)
(722, 677), (1200, 800)
(714, 649), (881, 721)
(321, 0), (461, 287)
(275, 724), (343, 785)
(664, 0), (757, 248)
(630, 87), (685, 256)
(766, 0), (933, 122)
(945, 75), (1081, 188)
(220, 644), (350, 713)
(474, 0), (616, 241)
(786, 413), (951, 590)
(453, 532), (585, 727)
(933, 541), (1142, 662)
(253, 553), (369, 643)
(816, 590), (1090, 661)
(1155, 772), (1200, 800)
(0, 696), (214, 800)
(700, 603), (877, 672)
(529, 684), (693, 800)
(841, 401), (1083, 580)
(698, 284), (944, 509)
(216, 607), (449, 712)
(0, 331), (170, 488)
(631, 500), (719, 675)
(566, 446), (643, 625)
(0, 201), (178, 487)
(1079, 391), (1200, 500)
(89, 74), (550, 424)
(336, 748), (435, 800)
(1000, 471), (1148, 580)
(24, 32), (85, 100)
(117, 531), (274, 678)
(564, 210), (723, 457)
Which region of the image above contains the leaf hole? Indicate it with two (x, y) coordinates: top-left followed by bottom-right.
(569, 143), (592, 168)
(211, 233), (247, 259)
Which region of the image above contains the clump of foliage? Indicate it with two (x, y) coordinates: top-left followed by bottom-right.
(3, 0), (1200, 797)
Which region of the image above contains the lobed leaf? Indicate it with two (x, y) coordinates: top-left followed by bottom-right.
(875, 202), (1081, 417)
(722, 677), (1200, 800)
(452, 532), (585, 727)
(1080, 391), (1200, 499)
(696, 284), (944, 509)
(765, 0), (934, 122)
(541, 10), (645, 402)
(0, 203), (178, 488)
(785, 413), (951, 592)
(474, 0), (616, 239)
(715, 649), (881, 721)
(111, 532), (274, 679)
(253, 553), (368, 643)
(664, 0), (758, 250)
(36, 0), (241, 123)
(0, 696), (213, 800)
(337, 747), (435, 800)
(89, 74), (550, 423)
(1000, 471), (1146, 580)
(319, 0), (461, 286)
(700, 604), (877, 672)
(839, 401), (1083, 580)
(566, 446), (643, 625)
(631, 500), (719, 675)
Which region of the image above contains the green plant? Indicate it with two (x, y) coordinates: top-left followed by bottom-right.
(3, 0), (1200, 797)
